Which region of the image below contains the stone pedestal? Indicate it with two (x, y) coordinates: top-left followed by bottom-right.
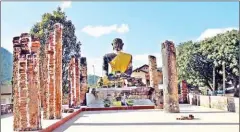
(12, 33), (42, 131)
(80, 57), (88, 104)
(161, 40), (180, 113)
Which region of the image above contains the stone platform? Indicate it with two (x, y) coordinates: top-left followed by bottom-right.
(54, 104), (239, 132)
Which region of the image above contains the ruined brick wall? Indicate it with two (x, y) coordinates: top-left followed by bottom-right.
(68, 56), (80, 107)
(44, 23), (63, 119)
(161, 40), (180, 113)
(80, 57), (88, 104)
(12, 33), (42, 131)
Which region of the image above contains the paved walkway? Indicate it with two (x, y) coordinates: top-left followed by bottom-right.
(54, 104), (239, 132)
(1, 111), (74, 132)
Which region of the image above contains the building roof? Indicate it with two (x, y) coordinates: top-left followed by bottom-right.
(1, 84), (12, 94)
(133, 64), (162, 73)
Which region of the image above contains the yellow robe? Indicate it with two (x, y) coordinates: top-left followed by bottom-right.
(109, 51), (132, 74)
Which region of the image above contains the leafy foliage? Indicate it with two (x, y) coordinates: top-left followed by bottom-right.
(177, 30), (239, 96)
(30, 7), (82, 94)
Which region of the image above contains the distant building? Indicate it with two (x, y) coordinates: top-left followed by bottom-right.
(1, 84), (12, 104)
(131, 64), (163, 87)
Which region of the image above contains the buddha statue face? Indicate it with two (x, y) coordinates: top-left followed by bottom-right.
(112, 38), (124, 52)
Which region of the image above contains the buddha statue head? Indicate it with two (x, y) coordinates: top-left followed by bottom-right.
(112, 38), (124, 52)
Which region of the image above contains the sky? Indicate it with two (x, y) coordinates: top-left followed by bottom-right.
(1, 2), (239, 76)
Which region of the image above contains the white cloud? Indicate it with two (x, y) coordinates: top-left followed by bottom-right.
(196, 27), (238, 41)
(87, 52), (162, 77)
(60, 1), (72, 11)
(81, 24), (129, 37)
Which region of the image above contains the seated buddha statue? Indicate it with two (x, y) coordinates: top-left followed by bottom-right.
(102, 38), (133, 84)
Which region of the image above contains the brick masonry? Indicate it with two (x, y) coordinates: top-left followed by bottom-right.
(44, 23), (63, 119)
(12, 33), (42, 131)
(80, 57), (88, 104)
(161, 40), (180, 113)
(68, 56), (81, 107)
(181, 80), (188, 103)
(148, 55), (162, 107)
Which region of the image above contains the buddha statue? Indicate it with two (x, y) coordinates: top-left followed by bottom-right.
(102, 38), (133, 85)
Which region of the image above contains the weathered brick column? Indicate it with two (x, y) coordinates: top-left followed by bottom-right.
(12, 33), (42, 131)
(75, 58), (81, 106)
(68, 56), (75, 107)
(45, 32), (55, 119)
(161, 40), (180, 113)
(68, 56), (80, 107)
(42, 43), (49, 119)
(181, 80), (188, 103)
(80, 57), (88, 104)
(148, 55), (161, 108)
(54, 23), (63, 119)
(44, 23), (63, 119)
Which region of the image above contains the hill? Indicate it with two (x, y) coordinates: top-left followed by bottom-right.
(0, 47), (13, 84)
(87, 74), (100, 86)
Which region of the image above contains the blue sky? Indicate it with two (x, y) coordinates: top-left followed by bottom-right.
(1, 2), (239, 76)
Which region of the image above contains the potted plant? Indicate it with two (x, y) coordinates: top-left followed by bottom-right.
(103, 98), (111, 107)
(127, 99), (134, 106)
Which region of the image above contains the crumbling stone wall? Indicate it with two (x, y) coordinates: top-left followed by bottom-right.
(161, 40), (180, 113)
(148, 55), (161, 107)
(12, 33), (42, 131)
(44, 23), (63, 119)
(68, 56), (81, 107)
(80, 57), (88, 104)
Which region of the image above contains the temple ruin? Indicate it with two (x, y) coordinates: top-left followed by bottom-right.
(68, 56), (81, 108)
(161, 40), (180, 113)
(12, 33), (42, 131)
(148, 55), (161, 108)
(80, 57), (88, 104)
(43, 23), (63, 119)
(181, 80), (188, 103)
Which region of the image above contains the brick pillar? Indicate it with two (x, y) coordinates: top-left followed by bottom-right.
(42, 43), (48, 119)
(148, 55), (161, 108)
(75, 58), (81, 106)
(68, 56), (76, 107)
(44, 23), (63, 119)
(45, 32), (55, 119)
(161, 40), (180, 113)
(13, 36), (21, 130)
(12, 33), (42, 131)
(80, 57), (88, 104)
(68, 56), (81, 108)
(54, 23), (63, 118)
(181, 80), (188, 103)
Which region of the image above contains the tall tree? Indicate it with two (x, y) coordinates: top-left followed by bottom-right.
(177, 30), (239, 96)
(30, 7), (82, 94)
(200, 30), (239, 96)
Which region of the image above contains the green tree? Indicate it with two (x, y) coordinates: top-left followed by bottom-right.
(177, 41), (215, 90)
(177, 30), (239, 96)
(200, 30), (239, 95)
(30, 7), (82, 94)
